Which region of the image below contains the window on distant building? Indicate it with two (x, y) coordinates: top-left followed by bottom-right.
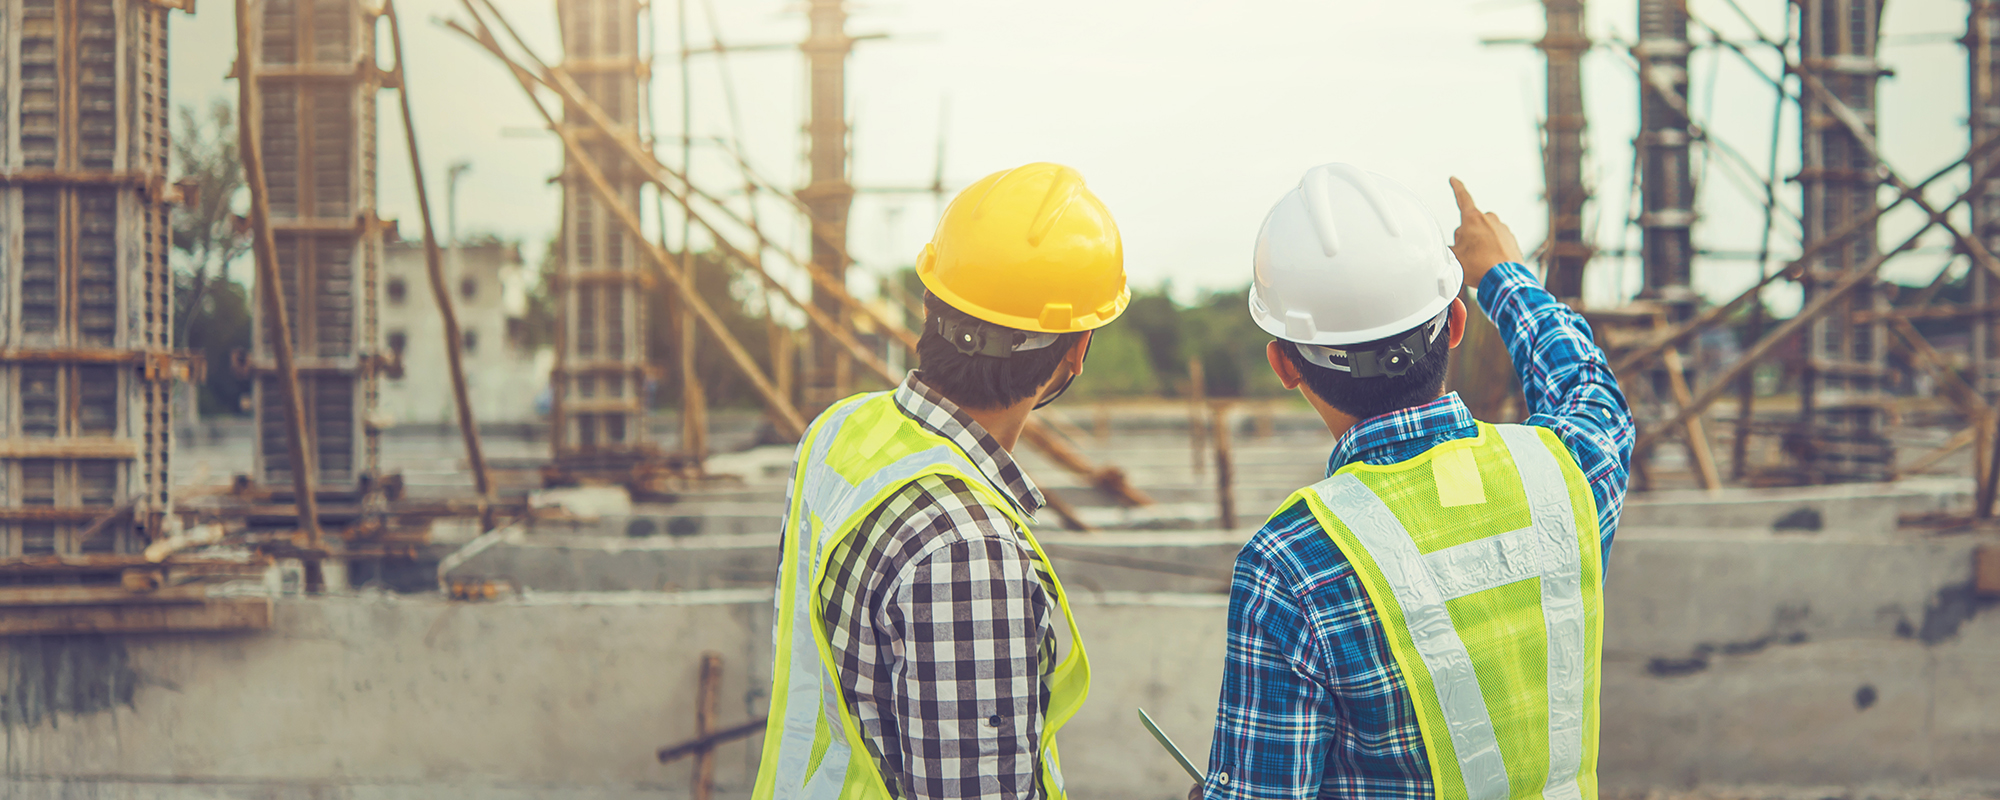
(387, 330), (407, 355)
(387, 277), (407, 305)
(460, 276), (478, 301)
(462, 329), (479, 354)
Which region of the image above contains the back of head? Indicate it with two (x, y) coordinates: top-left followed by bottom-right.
(1248, 163), (1463, 420)
(914, 163), (1130, 410)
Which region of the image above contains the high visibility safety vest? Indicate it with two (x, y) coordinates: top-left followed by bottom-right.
(1283, 422), (1603, 800)
(752, 391), (1091, 800)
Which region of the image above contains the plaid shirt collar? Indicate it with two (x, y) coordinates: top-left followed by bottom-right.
(1324, 391), (1477, 477)
(892, 371), (1045, 519)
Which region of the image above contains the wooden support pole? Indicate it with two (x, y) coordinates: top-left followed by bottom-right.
(385, 2), (492, 523)
(1212, 402), (1235, 530)
(1902, 427), (1977, 477)
(693, 651), (722, 800)
(1661, 345), (1722, 493)
(234, 0), (322, 560)
(446, 9), (808, 439)
(1188, 357), (1208, 477)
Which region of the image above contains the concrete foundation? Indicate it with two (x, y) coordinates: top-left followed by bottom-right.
(9, 504), (2000, 797)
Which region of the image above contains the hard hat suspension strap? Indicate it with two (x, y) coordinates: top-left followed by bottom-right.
(1293, 311), (1448, 379)
(937, 314), (1061, 359)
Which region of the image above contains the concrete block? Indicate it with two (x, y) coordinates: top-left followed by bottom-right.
(530, 485), (634, 520)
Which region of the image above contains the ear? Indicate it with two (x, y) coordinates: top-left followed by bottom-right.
(1065, 331), (1093, 379)
(1266, 340), (1304, 390)
(1446, 297), (1468, 350)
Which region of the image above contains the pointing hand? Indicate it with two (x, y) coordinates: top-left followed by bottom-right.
(1448, 177), (1524, 290)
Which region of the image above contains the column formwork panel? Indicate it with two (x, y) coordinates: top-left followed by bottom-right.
(552, 0), (650, 465)
(1971, 0), (2000, 400)
(0, 0), (176, 559)
(1795, 0), (1891, 481)
(246, 0), (381, 494)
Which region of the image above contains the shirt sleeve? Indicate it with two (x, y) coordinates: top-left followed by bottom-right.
(879, 512), (1053, 800)
(1202, 528), (1336, 799)
(1477, 261), (1635, 568)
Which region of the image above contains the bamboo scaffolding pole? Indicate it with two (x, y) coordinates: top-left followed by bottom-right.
(234, 0), (322, 559)
(444, 8), (809, 439)
(384, 2), (492, 525)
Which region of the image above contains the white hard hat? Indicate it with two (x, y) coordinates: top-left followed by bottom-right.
(1247, 163), (1463, 348)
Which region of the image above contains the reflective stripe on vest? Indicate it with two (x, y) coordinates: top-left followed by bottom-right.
(753, 392), (1091, 800)
(1294, 422), (1603, 800)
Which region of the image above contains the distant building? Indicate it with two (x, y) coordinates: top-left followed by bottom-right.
(380, 235), (552, 426)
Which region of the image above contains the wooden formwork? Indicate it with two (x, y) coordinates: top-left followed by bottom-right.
(0, 0), (181, 563)
(245, 0), (384, 497)
(550, 0), (656, 478)
(1795, 0), (1893, 482)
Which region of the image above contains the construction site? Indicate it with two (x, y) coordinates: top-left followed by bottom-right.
(1, 0), (1997, 797)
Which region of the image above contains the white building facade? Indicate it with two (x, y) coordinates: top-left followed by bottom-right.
(380, 236), (552, 426)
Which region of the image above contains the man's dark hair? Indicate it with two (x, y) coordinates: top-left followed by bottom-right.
(918, 293), (1083, 410)
(1280, 321), (1451, 421)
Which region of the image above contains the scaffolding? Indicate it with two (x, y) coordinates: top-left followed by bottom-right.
(0, 0), (181, 560)
(246, 0), (384, 498)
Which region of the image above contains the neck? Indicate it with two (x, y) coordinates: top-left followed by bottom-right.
(961, 399), (1036, 452)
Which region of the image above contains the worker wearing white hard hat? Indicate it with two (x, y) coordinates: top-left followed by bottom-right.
(1191, 165), (1634, 799)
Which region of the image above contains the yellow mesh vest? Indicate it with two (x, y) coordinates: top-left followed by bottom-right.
(1283, 422), (1603, 800)
(753, 392), (1091, 800)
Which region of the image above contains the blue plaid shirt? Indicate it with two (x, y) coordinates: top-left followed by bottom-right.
(1201, 262), (1633, 799)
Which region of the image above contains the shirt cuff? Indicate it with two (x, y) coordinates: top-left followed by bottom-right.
(1476, 261), (1535, 312)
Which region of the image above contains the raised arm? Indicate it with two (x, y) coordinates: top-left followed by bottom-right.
(1449, 178), (1634, 565)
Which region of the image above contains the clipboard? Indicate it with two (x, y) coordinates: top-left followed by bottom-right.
(1137, 707), (1205, 784)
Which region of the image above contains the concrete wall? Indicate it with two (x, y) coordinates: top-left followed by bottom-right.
(8, 498), (2000, 797)
(0, 591), (1226, 800)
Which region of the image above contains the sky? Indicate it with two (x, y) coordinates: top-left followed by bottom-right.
(169, 0), (1972, 316)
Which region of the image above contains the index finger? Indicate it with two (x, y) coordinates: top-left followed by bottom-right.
(1449, 177), (1482, 221)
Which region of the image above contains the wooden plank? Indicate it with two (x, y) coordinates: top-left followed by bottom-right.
(0, 438), (141, 458)
(0, 584), (209, 607)
(0, 598), (272, 636)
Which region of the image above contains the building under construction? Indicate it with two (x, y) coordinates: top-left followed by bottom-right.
(0, 0), (1997, 797)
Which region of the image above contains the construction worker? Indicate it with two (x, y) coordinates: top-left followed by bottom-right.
(753, 163), (1124, 800)
(1195, 164), (1633, 799)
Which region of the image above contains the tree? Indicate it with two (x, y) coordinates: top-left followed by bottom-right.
(170, 100), (254, 415)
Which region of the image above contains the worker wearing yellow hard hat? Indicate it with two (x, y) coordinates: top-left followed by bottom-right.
(754, 163), (1123, 799)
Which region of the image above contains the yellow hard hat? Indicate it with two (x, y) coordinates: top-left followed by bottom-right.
(915, 163), (1129, 334)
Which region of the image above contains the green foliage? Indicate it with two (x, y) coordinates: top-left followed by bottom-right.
(517, 237), (561, 351)
(649, 251), (781, 408)
(176, 276), (254, 415)
(1083, 285), (1287, 399)
(170, 100), (254, 416)
(1067, 321), (1158, 398)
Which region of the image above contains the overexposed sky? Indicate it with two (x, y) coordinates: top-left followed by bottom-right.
(170, 0), (1970, 315)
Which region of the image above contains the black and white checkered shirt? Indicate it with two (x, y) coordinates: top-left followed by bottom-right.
(813, 372), (1061, 799)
